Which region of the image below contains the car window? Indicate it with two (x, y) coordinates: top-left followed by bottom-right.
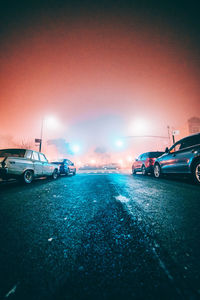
(26, 150), (32, 159)
(39, 153), (48, 162)
(32, 151), (39, 160)
(180, 136), (200, 149)
(170, 142), (181, 153)
(0, 149), (25, 157)
(141, 153), (147, 159)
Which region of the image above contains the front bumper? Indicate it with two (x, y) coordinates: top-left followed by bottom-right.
(145, 165), (154, 173)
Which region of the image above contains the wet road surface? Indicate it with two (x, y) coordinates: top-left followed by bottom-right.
(0, 172), (199, 300)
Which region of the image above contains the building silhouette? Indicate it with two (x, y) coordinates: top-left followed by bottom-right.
(188, 117), (200, 134)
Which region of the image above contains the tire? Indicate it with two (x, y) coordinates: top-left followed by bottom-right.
(142, 165), (147, 176)
(192, 161), (200, 185)
(65, 168), (70, 176)
(154, 163), (161, 178)
(73, 169), (76, 176)
(22, 170), (33, 184)
(52, 169), (59, 180)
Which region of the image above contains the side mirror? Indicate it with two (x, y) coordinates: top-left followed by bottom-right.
(72, 163), (74, 166)
(165, 147), (169, 153)
(135, 158), (138, 161)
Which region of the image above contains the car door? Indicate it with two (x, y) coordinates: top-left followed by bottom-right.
(159, 142), (182, 173)
(173, 136), (200, 173)
(39, 153), (52, 176)
(32, 151), (43, 176)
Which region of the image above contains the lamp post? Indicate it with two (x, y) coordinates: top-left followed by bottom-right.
(39, 117), (44, 152)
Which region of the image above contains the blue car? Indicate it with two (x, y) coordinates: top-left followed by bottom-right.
(51, 159), (76, 176)
(154, 133), (200, 184)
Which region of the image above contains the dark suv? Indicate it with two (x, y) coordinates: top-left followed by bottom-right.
(154, 133), (200, 184)
(132, 151), (164, 175)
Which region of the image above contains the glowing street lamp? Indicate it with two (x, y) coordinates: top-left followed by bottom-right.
(90, 159), (96, 165)
(129, 118), (149, 135)
(38, 116), (59, 152)
(71, 144), (80, 154)
(115, 139), (124, 148)
(127, 156), (133, 162)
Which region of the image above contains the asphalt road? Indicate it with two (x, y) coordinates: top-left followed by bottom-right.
(0, 171), (199, 300)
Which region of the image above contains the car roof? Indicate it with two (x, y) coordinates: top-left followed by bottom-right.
(139, 151), (163, 155)
(175, 132), (200, 144)
(0, 148), (28, 151)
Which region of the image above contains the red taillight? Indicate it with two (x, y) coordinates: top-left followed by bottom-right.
(146, 158), (155, 166)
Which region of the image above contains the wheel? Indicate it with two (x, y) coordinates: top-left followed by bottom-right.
(192, 161), (200, 184)
(52, 169), (59, 180)
(65, 168), (70, 176)
(72, 169), (76, 176)
(22, 170), (33, 184)
(154, 163), (161, 178)
(142, 165), (147, 175)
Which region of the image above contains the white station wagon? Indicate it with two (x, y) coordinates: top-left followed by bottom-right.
(0, 148), (59, 184)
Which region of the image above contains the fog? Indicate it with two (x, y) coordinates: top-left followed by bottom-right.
(0, 1), (199, 161)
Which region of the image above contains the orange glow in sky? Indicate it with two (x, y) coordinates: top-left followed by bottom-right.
(0, 8), (199, 158)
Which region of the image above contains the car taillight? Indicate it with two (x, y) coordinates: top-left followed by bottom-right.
(2, 157), (7, 168)
(146, 158), (155, 166)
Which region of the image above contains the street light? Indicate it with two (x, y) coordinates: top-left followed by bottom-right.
(71, 144), (80, 154)
(115, 139), (124, 148)
(129, 118), (149, 135)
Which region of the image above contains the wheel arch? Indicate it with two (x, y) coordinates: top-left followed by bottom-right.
(190, 156), (200, 173)
(23, 168), (34, 175)
(154, 161), (161, 168)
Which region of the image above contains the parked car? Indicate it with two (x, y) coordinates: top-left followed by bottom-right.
(153, 133), (200, 184)
(51, 159), (76, 176)
(132, 151), (164, 175)
(0, 148), (59, 184)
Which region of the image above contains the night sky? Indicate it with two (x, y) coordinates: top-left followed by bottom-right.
(0, 0), (200, 157)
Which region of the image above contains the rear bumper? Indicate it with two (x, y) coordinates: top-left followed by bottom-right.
(0, 168), (8, 179)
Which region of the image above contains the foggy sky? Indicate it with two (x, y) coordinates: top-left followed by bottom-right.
(0, 1), (200, 153)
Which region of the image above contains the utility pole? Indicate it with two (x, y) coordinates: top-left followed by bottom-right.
(35, 118), (44, 152)
(39, 118), (44, 152)
(172, 134), (175, 144)
(167, 125), (171, 146)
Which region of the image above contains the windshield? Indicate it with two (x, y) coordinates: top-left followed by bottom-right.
(0, 149), (26, 158)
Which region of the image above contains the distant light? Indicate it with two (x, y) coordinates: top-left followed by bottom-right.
(90, 159), (96, 164)
(130, 118), (149, 135)
(71, 144), (80, 154)
(127, 156), (133, 162)
(115, 139), (124, 148)
(118, 159), (123, 165)
(45, 116), (60, 129)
